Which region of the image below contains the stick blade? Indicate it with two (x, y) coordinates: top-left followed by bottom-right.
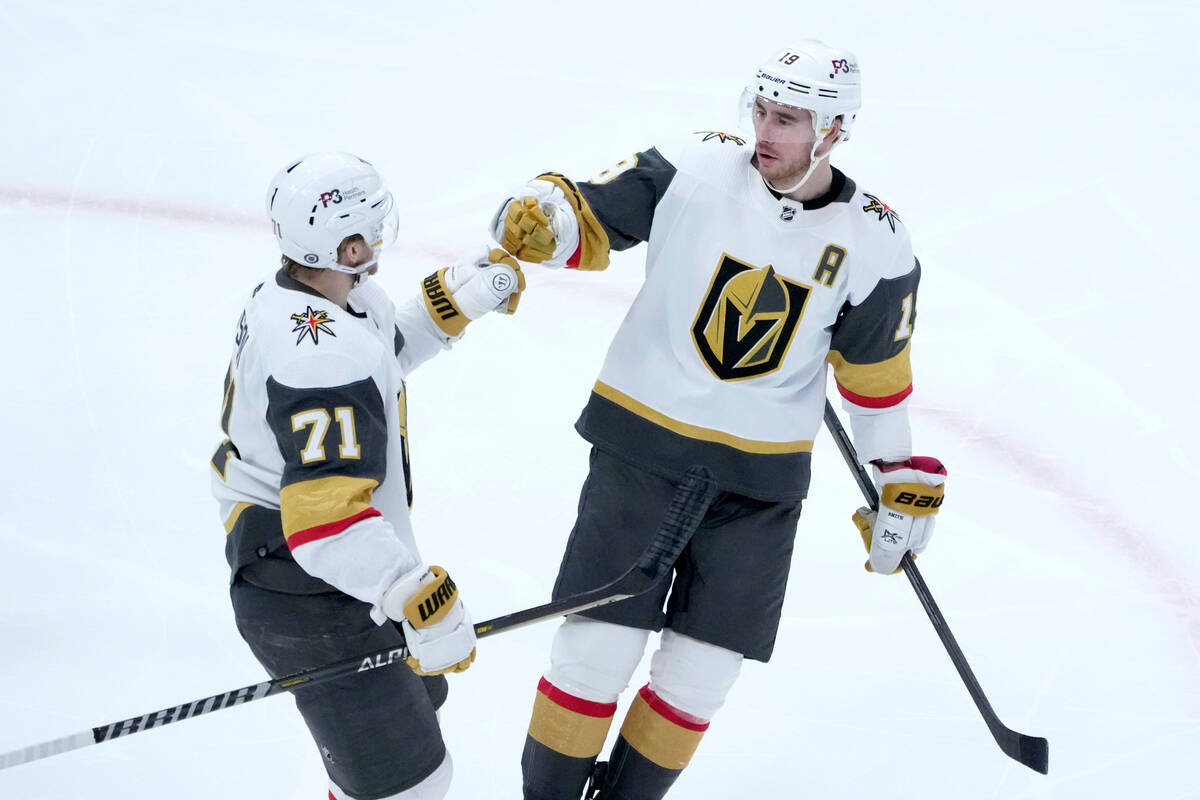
(998, 729), (1049, 774)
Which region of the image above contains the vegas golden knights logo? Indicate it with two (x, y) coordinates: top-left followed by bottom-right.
(692, 254), (811, 381)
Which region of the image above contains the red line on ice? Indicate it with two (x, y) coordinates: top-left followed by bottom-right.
(0, 186), (261, 230)
(0, 186), (459, 261)
(924, 407), (1200, 651)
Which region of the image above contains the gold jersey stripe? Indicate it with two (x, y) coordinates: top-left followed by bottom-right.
(619, 691), (705, 770)
(527, 690), (615, 759)
(536, 172), (611, 271)
(826, 342), (913, 398)
(280, 474), (379, 539)
(593, 381), (814, 455)
(222, 501), (253, 535)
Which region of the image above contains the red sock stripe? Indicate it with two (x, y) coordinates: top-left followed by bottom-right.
(537, 677), (617, 718)
(637, 685), (709, 732)
(836, 381), (913, 409)
(288, 507), (382, 549)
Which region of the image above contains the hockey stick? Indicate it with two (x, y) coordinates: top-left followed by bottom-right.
(0, 466), (717, 772)
(822, 401), (1049, 775)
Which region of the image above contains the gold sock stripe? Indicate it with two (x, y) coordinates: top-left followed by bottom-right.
(527, 679), (617, 759)
(619, 687), (707, 770)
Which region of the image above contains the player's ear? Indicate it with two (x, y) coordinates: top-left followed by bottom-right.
(824, 116), (844, 145)
(337, 235), (371, 268)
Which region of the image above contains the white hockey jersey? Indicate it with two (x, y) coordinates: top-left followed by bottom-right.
(211, 268), (452, 621)
(520, 131), (921, 500)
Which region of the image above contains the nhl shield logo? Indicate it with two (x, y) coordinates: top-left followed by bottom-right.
(692, 254), (812, 381)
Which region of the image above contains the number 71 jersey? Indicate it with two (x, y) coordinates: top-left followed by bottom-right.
(211, 269), (424, 602)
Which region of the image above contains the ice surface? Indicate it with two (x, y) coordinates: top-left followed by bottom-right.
(1, 1), (1197, 797)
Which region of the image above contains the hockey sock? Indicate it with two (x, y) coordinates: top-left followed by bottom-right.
(522, 677), (618, 800)
(600, 685), (709, 800)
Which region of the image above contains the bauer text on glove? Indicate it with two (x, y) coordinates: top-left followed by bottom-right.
(853, 457), (947, 575)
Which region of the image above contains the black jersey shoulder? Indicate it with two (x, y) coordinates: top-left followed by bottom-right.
(266, 375), (389, 490)
(577, 146), (678, 251)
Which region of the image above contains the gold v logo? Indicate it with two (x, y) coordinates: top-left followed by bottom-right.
(692, 254), (811, 381)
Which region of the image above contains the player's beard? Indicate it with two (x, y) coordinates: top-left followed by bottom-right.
(755, 143), (814, 192)
(767, 158), (813, 191)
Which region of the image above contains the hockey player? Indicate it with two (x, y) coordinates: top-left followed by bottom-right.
(491, 41), (948, 799)
(212, 152), (524, 800)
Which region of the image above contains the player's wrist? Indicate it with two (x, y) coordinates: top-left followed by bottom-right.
(380, 564), (432, 622)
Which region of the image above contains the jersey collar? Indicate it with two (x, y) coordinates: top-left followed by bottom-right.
(746, 160), (856, 228)
(751, 161), (855, 209)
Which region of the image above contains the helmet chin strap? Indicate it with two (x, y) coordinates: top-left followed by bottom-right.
(764, 138), (834, 196)
(324, 250), (379, 284)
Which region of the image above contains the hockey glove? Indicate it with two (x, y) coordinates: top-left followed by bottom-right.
(422, 247), (525, 337)
(381, 565), (477, 675)
(445, 247), (525, 315)
(498, 196), (557, 263)
(853, 457), (947, 575)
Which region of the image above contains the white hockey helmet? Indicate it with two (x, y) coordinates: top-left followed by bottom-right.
(739, 40), (862, 144)
(266, 152), (398, 274)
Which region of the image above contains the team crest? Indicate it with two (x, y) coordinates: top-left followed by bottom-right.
(862, 193), (901, 233)
(692, 254), (811, 381)
(695, 131), (746, 146)
(290, 306), (336, 345)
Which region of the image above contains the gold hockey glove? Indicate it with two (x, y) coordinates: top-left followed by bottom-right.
(500, 197), (557, 263)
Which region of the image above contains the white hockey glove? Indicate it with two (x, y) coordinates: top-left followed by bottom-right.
(421, 247), (525, 337)
(852, 457), (947, 575)
(381, 564), (477, 676)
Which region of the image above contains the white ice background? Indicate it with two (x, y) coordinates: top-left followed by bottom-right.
(1, 1), (1197, 798)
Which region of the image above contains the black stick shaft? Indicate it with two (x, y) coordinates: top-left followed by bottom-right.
(822, 400), (1048, 774)
(0, 467), (717, 773)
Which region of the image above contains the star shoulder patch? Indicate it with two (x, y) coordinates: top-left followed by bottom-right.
(862, 193), (901, 233)
(694, 131), (746, 146)
(290, 306), (336, 345)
